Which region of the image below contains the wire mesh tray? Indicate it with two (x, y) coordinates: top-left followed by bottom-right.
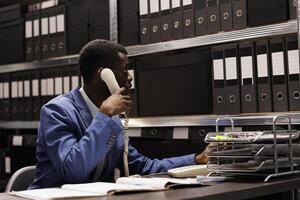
(206, 143), (300, 158)
(207, 157), (300, 173)
(205, 130), (299, 143)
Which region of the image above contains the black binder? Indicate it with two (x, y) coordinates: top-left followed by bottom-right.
(118, 0), (139, 46)
(54, 5), (67, 57)
(171, 0), (183, 39)
(23, 71), (32, 121)
(270, 38), (289, 112)
(182, 0), (195, 38)
(206, 0), (220, 34)
(32, 10), (42, 60)
(71, 65), (80, 90)
(289, 0), (297, 20)
(212, 46), (226, 114)
(0, 74), (10, 121)
(48, 12), (57, 58)
(256, 40), (273, 112)
(59, 0), (89, 55)
(239, 42), (257, 113)
(193, 0), (208, 36)
(160, 0), (172, 41)
(41, 9), (50, 59)
(219, 0), (233, 32)
(224, 43), (241, 114)
(62, 66), (71, 94)
(150, 0), (161, 43)
(31, 70), (40, 120)
(41, 68), (57, 106)
(285, 35), (300, 111)
(88, 0), (110, 41)
(232, 0), (247, 30)
(139, 0), (151, 44)
(10, 73), (19, 121)
(0, 19), (24, 64)
(25, 13), (34, 61)
(247, 0), (288, 27)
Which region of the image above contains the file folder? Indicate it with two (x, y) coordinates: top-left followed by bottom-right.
(206, 0), (220, 34)
(23, 71), (32, 121)
(41, 9), (49, 59)
(219, 0), (233, 32)
(32, 11), (42, 60)
(48, 15), (56, 58)
(285, 35), (300, 111)
(88, 0), (110, 41)
(71, 65), (80, 90)
(182, 0), (195, 38)
(224, 43), (241, 114)
(31, 70), (40, 120)
(150, 0), (161, 43)
(59, 0), (88, 55)
(193, 0), (207, 36)
(25, 13), (34, 61)
(62, 66), (71, 94)
(270, 38), (289, 112)
(17, 73), (24, 121)
(160, 0), (172, 41)
(256, 40), (273, 112)
(239, 42), (257, 113)
(2, 74), (10, 121)
(289, 0), (297, 20)
(139, 0), (151, 44)
(212, 46), (226, 114)
(118, 0), (139, 46)
(55, 6), (67, 57)
(0, 80), (3, 120)
(171, 0), (183, 39)
(10, 73), (19, 121)
(232, 0), (247, 30)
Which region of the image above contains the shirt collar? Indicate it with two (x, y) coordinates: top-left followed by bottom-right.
(79, 87), (99, 118)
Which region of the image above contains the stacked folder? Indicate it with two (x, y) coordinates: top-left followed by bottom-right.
(212, 34), (300, 114)
(25, 2), (67, 61)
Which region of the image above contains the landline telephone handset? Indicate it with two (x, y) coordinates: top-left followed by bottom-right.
(100, 68), (130, 177)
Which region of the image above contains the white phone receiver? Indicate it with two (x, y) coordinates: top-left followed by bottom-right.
(100, 68), (120, 94)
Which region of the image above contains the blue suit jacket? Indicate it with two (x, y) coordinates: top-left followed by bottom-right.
(29, 88), (195, 189)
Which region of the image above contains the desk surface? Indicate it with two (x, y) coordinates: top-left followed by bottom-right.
(1, 176), (300, 200)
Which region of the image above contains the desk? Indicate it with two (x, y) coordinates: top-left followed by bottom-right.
(0, 176), (300, 200)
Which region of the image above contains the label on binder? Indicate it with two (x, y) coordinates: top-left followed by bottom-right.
(213, 59), (224, 80)
(288, 50), (300, 75)
(241, 56), (253, 85)
(225, 57), (237, 80)
(257, 54), (268, 78)
(271, 52), (285, 76)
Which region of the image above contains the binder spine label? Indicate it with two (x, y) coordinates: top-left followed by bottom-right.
(288, 50), (300, 74)
(213, 59), (224, 80)
(271, 52), (285, 76)
(225, 57), (237, 80)
(257, 54), (268, 77)
(241, 56), (253, 85)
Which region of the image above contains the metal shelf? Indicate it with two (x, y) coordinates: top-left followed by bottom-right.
(1, 112), (300, 129)
(0, 20), (297, 73)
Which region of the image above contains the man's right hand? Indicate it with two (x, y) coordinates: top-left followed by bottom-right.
(99, 87), (132, 117)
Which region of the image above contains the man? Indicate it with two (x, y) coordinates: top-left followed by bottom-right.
(29, 39), (208, 189)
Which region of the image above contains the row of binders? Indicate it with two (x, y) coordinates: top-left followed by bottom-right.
(0, 66), (82, 121)
(137, 0), (296, 45)
(25, 2), (66, 61)
(212, 34), (300, 114)
(139, 0), (247, 44)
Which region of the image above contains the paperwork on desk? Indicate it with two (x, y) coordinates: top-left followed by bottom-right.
(10, 177), (204, 200)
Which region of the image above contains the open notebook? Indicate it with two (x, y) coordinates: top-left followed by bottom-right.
(10, 177), (201, 200)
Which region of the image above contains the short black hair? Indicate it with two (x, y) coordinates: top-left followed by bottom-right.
(79, 39), (121, 84)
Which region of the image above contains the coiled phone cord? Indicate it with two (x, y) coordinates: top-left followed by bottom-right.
(123, 113), (130, 177)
